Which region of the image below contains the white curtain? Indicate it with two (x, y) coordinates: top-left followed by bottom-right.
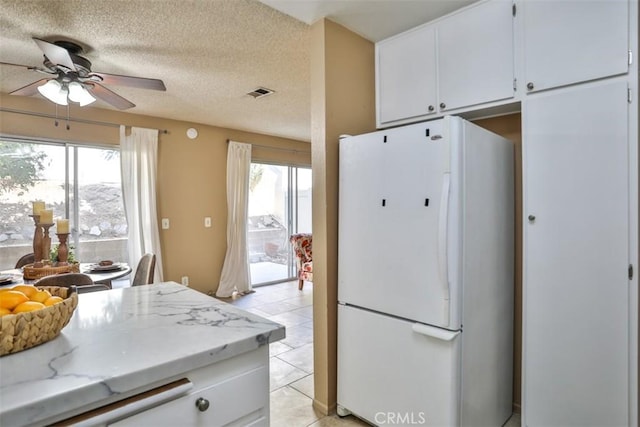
(216, 141), (252, 297)
(120, 126), (164, 283)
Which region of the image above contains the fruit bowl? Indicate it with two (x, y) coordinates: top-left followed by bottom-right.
(0, 286), (78, 356)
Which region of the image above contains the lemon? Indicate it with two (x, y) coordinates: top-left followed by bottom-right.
(0, 291), (29, 310)
(13, 301), (46, 313)
(44, 296), (64, 306)
(31, 289), (52, 304)
(11, 285), (38, 298)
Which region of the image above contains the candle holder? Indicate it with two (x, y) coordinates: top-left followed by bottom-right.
(29, 214), (44, 267)
(41, 223), (54, 266)
(56, 233), (70, 265)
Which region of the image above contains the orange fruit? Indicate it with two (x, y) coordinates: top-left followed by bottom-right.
(44, 296), (64, 306)
(11, 285), (37, 298)
(13, 301), (46, 313)
(0, 291), (29, 310)
(31, 289), (52, 304)
(0, 307), (12, 316)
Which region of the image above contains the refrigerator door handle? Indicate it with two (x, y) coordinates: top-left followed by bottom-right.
(437, 173), (451, 326)
(412, 323), (460, 341)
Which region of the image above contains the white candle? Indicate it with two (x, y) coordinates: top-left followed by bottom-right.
(32, 201), (45, 215)
(57, 218), (69, 234)
(40, 209), (53, 224)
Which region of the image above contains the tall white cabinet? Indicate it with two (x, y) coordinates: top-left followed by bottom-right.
(520, 0), (638, 425)
(522, 80), (632, 426)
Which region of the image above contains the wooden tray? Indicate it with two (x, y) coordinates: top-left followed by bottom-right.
(22, 263), (80, 280)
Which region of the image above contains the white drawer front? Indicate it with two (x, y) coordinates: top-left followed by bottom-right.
(110, 365), (269, 427)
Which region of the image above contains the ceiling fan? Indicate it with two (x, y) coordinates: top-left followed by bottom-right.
(1, 37), (166, 110)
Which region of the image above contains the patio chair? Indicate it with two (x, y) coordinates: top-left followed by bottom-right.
(289, 233), (312, 290)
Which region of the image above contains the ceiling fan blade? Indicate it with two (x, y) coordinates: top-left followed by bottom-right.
(88, 72), (166, 91)
(9, 78), (51, 96)
(33, 38), (76, 71)
(87, 83), (135, 110)
(0, 61), (35, 69)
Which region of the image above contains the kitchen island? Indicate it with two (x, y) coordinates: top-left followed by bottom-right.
(0, 282), (285, 426)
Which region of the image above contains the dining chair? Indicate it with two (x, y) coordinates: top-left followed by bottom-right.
(131, 253), (156, 286)
(75, 284), (111, 294)
(35, 273), (94, 288)
(35, 275), (110, 295)
(15, 253), (35, 268)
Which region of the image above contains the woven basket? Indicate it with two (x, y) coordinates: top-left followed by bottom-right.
(23, 262), (80, 280)
(0, 286), (78, 356)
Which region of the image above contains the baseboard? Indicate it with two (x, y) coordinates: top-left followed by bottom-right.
(312, 398), (334, 416)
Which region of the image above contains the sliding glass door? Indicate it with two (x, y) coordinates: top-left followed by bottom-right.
(0, 139), (126, 270)
(248, 163), (311, 286)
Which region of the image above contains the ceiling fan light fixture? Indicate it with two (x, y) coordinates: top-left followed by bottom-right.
(37, 79), (68, 106)
(68, 81), (96, 106)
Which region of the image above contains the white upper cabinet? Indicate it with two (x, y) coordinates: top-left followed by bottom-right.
(377, 25), (437, 125)
(376, 0), (515, 127)
(522, 0), (629, 93)
(438, 0), (515, 112)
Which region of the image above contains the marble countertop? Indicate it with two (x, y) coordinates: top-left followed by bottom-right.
(0, 282), (285, 426)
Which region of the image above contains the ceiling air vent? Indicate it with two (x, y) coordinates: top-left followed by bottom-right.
(247, 87), (275, 99)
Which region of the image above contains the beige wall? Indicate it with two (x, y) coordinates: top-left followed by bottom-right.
(473, 113), (522, 412)
(0, 94), (311, 295)
(310, 19), (376, 414)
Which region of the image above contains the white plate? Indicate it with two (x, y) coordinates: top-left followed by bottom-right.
(0, 274), (13, 284)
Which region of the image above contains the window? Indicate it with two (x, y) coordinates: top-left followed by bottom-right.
(0, 138), (127, 270)
(248, 163), (311, 286)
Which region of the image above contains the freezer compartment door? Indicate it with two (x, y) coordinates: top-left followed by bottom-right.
(337, 304), (460, 426)
(339, 119), (457, 327)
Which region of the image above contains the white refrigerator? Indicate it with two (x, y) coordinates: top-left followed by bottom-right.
(337, 116), (514, 426)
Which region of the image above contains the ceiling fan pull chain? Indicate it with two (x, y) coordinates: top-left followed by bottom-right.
(66, 104), (70, 130)
(54, 103), (59, 127)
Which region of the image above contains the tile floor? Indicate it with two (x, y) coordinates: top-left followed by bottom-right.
(221, 280), (521, 427)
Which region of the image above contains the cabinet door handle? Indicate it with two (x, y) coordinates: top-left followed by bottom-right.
(439, 102), (446, 109)
(195, 397), (210, 412)
(527, 82), (534, 90)
(528, 214), (536, 222)
(428, 105), (435, 112)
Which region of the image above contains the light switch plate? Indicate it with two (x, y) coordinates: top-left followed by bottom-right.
(204, 217), (212, 228)
(161, 218), (170, 229)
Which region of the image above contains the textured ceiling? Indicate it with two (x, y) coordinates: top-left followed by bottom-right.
(0, 0), (476, 143)
(0, 0), (311, 141)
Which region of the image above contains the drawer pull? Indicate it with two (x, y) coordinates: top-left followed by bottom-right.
(195, 397), (210, 412)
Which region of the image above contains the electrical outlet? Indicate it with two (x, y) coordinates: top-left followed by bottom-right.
(204, 217), (212, 228)
(161, 218), (170, 229)
(181, 276), (189, 286)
